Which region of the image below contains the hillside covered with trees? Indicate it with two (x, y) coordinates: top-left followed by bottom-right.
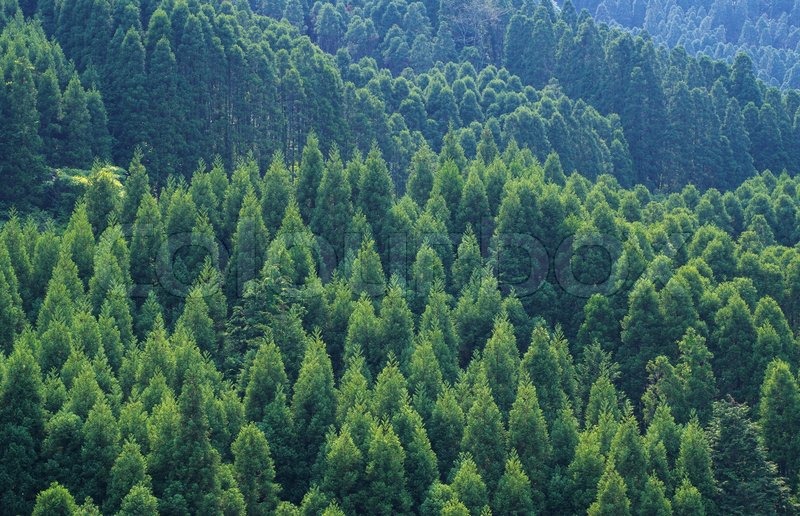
(579, 0), (800, 89)
(2, 0), (800, 514)
(3, 0), (800, 210)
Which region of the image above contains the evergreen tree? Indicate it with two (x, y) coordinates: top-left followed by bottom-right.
(61, 74), (93, 169)
(461, 382), (507, 491)
(297, 133), (325, 224)
(0, 345), (45, 514)
(321, 428), (364, 514)
(358, 147), (395, 254)
(709, 399), (790, 514)
(233, 423), (281, 515)
(482, 315), (519, 414)
(588, 460), (631, 516)
(105, 440), (151, 514)
(508, 374), (551, 505)
(379, 281), (415, 371)
(313, 148), (353, 264)
(291, 335), (335, 496)
(118, 484), (159, 516)
(31, 482), (78, 516)
(365, 421), (412, 514)
(226, 189), (269, 300)
(173, 372), (223, 513)
(759, 360), (800, 482)
(451, 455), (489, 516)
(429, 387), (465, 479)
(493, 451), (535, 515)
(0, 52), (46, 202)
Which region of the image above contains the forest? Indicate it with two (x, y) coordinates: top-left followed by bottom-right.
(580, 0), (800, 89)
(1, 0), (800, 514)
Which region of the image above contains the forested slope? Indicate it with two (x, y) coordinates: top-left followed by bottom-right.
(2, 0), (800, 514)
(2, 0), (800, 212)
(578, 0), (800, 89)
(1, 137), (800, 514)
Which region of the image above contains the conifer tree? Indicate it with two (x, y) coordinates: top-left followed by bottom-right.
(321, 428), (364, 514)
(482, 315), (520, 414)
(313, 147), (353, 263)
(59, 74), (93, 169)
(588, 460), (631, 516)
(105, 440), (151, 514)
(0, 345), (45, 514)
(291, 335), (335, 496)
(429, 387), (465, 478)
(31, 483), (78, 516)
(461, 382), (507, 491)
(297, 133), (325, 224)
(226, 189), (269, 300)
(508, 374), (551, 506)
(451, 455), (489, 515)
(365, 421), (412, 514)
(709, 399), (790, 514)
(233, 423), (281, 515)
(493, 451), (535, 515)
(759, 360), (800, 483)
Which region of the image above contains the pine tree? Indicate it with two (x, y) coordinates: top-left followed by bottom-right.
(709, 399), (790, 514)
(61, 74), (93, 169)
(461, 382), (507, 491)
(349, 238), (386, 300)
(176, 286), (216, 356)
(406, 144), (436, 207)
(451, 454), (489, 515)
(508, 374), (551, 508)
(233, 423), (281, 515)
(759, 360), (800, 482)
(0, 52), (46, 202)
(365, 421), (412, 515)
(31, 482), (78, 516)
(105, 27), (148, 165)
(391, 404), (438, 509)
(358, 147), (395, 254)
(342, 294), (380, 377)
(568, 429), (606, 513)
(174, 372), (223, 513)
(409, 243), (446, 316)
(609, 416), (647, 510)
(587, 461), (631, 516)
(291, 335), (335, 496)
(297, 133), (325, 224)
(493, 451), (535, 515)
(118, 484), (159, 516)
(638, 475), (671, 516)
(372, 359), (410, 421)
(321, 427), (364, 514)
(482, 315), (519, 414)
(713, 294), (757, 403)
(379, 282), (415, 371)
(428, 387), (465, 479)
(455, 170), (490, 240)
(226, 189), (269, 300)
(0, 345), (45, 514)
(451, 226), (483, 295)
(521, 327), (567, 424)
(675, 418), (716, 512)
(313, 147), (353, 264)
(672, 479), (706, 516)
(620, 279), (668, 402)
(105, 440), (151, 514)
